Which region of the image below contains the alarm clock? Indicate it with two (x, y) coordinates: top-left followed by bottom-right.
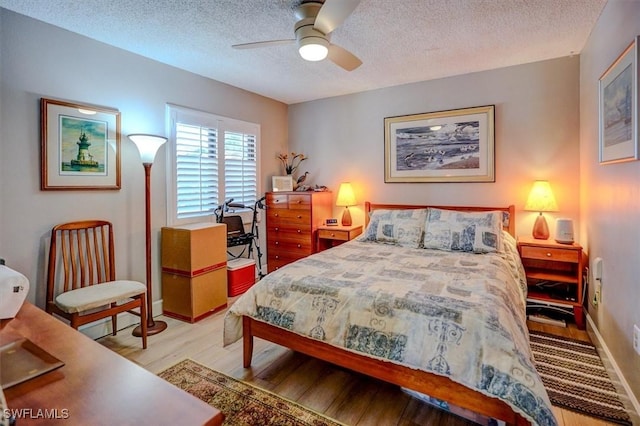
(325, 218), (338, 226)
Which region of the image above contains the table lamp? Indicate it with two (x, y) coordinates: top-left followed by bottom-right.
(524, 180), (558, 240)
(336, 182), (356, 226)
(128, 134), (168, 336)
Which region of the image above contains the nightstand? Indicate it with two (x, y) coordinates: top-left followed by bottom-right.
(517, 237), (587, 329)
(317, 224), (363, 252)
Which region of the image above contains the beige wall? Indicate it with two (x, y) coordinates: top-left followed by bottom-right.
(0, 9), (288, 309)
(288, 57), (581, 240)
(579, 0), (640, 403)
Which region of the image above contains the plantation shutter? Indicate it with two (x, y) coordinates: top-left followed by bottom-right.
(175, 123), (219, 219)
(224, 131), (257, 207)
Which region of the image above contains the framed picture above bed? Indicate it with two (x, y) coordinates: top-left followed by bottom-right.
(384, 105), (495, 183)
(598, 36), (639, 165)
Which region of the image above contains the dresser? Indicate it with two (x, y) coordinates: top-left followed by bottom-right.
(266, 191), (332, 272)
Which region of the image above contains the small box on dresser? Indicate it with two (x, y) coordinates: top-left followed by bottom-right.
(266, 191), (332, 272)
(161, 223), (228, 322)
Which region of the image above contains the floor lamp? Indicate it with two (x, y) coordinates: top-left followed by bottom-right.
(128, 134), (168, 336)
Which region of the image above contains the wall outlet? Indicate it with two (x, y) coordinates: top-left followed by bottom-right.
(634, 324), (640, 355)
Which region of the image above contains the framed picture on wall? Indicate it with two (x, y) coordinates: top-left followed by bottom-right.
(272, 175), (293, 192)
(41, 98), (121, 190)
(384, 105), (495, 183)
(598, 36), (639, 164)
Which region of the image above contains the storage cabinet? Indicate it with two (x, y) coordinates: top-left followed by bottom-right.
(266, 191), (332, 272)
(517, 236), (587, 329)
(161, 223), (227, 322)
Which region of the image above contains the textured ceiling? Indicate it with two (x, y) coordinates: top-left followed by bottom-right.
(0, 0), (606, 105)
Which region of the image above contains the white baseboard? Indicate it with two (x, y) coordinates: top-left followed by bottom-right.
(586, 312), (640, 418)
(78, 299), (164, 340)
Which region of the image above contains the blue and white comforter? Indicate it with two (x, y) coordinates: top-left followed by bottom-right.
(224, 235), (556, 426)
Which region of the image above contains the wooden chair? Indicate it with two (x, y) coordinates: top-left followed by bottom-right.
(46, 220), (147, 348)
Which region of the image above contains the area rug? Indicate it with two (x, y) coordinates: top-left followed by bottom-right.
(158, 359), (344, 426)
(529, 330), (632, 425)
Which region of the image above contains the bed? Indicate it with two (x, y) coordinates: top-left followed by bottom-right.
(224, 202), (556, 426)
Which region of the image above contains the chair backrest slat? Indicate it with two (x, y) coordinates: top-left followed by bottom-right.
(47, 220), (117, 298)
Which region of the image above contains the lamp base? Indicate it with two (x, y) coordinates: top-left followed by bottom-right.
(132, 319), (167, 337)
(341, 207), (352, 226)
(532, 213), (550, 240)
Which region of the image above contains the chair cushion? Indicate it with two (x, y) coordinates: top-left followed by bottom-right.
(55, 280), (146, 314)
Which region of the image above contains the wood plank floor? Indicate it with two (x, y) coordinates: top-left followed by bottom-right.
(98, 307), (621, 426)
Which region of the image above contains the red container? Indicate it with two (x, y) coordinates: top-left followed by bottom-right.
(227, 258), (256, 296)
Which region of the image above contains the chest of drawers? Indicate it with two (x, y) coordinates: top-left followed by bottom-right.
(266, 191), (332, 273)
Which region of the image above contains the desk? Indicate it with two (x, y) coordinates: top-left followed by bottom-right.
(1, 302), (223, 425)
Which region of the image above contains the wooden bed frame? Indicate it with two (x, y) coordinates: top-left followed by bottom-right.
(242, 202), (528, 425)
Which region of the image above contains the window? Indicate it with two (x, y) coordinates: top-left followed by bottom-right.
(166, 105), (260, 225)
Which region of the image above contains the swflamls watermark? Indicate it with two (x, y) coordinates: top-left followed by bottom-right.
(3, 408), (70, 420)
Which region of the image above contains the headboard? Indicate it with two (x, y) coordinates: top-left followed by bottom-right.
(364, 202), (516, 237)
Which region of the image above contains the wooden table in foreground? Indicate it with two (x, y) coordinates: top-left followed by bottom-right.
(1, 302), (223, 425)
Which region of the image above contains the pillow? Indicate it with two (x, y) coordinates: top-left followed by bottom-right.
(358, 208), (428, 248)
(422, 208), (503, 253)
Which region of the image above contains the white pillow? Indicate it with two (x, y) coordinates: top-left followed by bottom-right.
(358, 208), (428, 248)
(422, 208), (503, 253)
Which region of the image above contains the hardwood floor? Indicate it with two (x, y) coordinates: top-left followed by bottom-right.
(99, 307), (622, 426)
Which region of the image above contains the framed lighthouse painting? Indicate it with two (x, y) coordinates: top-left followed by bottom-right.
(41, 98), (121, 190)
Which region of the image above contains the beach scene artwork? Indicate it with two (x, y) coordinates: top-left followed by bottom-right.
(602, 63), (632, 147)
(395, 121), (480, 171)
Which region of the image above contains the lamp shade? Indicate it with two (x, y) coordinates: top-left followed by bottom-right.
(336, 182), (356, 207)
(128, 134), (167, 164)
(524, 180), (558, 212)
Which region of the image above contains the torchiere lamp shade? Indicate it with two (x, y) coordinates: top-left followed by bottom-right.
(524, 180), (558, 240)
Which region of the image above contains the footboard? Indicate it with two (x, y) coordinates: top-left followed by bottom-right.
(242, 316), (530, 426)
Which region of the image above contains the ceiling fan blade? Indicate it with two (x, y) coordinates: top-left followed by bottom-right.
(314, 0), (361, 35)
(328, 44), (362, 71)
(232, 39), (295, 50)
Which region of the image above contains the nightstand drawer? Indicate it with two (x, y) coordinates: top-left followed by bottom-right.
(520, 245), (579, 263)
(318, 229), (350, 241)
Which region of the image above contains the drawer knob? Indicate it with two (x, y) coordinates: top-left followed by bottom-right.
(275, 241), (279, 245)
(546, 252), (552, 257)
(275, 255), (279, 259)
(297, 244), (301, 248)
(331, 233), (335, 237)
(297, 229), (301, 233)
(297, 215), (302, 219)
(297, 200), (302, 204)
(275, 227), (279, 231)
(275, 213), (279, 217)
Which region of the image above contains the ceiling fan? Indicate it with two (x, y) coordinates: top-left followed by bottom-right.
(232, 0), (362, 71)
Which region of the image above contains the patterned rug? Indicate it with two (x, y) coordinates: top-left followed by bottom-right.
(529, 331), (632, 425)
(158, 359), (343, 426)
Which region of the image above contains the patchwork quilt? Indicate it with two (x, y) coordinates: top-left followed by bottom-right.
(224, 236), (556, 426)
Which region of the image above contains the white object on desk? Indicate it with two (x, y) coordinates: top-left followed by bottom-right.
(0, 265), (29, 319)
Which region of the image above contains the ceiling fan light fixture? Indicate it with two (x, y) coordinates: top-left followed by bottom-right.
(298, 37), (329, 61)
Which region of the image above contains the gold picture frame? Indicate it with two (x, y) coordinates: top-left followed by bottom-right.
(384, 105), (495, 183)
(41, 98), (121, 190)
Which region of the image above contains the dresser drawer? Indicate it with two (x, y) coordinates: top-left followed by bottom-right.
(267, 227), (313, 244)
(318, 229), (350, 242)
(267, 209), (311, 227)
(268, 239), (313, 253)
(520, 245), (579, 263)
(266, 193), (289, 208)
(288, 194), (311, 210)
